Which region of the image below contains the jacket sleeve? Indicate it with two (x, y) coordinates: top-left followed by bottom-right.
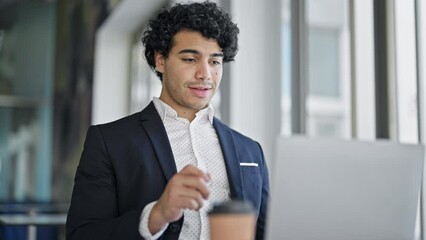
(255, 142), (270, 240)
(66, 126), (144, 240)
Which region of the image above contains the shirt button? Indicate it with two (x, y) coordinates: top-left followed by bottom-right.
(169, 223), (181, 233)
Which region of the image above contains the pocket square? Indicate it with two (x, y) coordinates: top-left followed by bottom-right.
(240, 162), (258, 167)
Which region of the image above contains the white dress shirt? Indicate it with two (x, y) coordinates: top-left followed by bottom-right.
(139, 98), (231, 240)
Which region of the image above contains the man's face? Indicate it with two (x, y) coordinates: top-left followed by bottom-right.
(155, 30), (223, 118)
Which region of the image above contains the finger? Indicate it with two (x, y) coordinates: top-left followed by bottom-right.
(178, 189), (204, 208)
(166, 176), (208, 203)
(165, 194), (201, 211)
(180, 164), (211, 182)
(188, 198), (201, 210)
(179, 176), (210, 199)
(170, 175), (210, 200)
(179, 197), (202, 211)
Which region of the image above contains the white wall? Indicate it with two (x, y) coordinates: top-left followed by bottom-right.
(417, 0), (426, 238)
(230, 0), (282, 162)
(394, 0), (418, 144)
(353, 0), (376, 140)
(92, 0), (168, 124)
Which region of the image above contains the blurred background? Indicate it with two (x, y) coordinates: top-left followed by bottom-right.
(0, 0), (426, 239)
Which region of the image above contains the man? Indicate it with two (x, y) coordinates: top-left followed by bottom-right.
(66, 2), (269, 240)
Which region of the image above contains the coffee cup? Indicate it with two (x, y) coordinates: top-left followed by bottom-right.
(208, 200), (256, 240)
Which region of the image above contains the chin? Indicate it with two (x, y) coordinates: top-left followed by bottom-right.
(191, 102), (209, 111)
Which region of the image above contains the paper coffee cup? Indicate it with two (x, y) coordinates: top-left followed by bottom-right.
(208, 200), (256, 240)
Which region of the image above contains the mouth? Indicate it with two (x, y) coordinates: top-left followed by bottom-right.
(188, 86), (212, 98)
(189, 86), (211, 90)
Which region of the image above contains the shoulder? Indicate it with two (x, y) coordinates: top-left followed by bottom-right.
(86, 112), (141, 136)
(213, 117), (263, 150)
(90, 102), (159, 135)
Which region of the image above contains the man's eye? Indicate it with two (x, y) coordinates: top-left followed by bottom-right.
(211, 60), (222, 65)
(183, 58), (196, 62)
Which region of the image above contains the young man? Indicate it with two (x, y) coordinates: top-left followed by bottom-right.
(66, 2), (269, 240)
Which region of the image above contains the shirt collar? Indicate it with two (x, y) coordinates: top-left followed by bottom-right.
(152, 97), (214, 124)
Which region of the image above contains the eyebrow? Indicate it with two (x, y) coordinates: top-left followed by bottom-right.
(178, 49), (224, 58)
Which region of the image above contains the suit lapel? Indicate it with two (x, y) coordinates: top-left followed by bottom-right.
(139, 102), (177, 181)
(213, 118), (245, 200)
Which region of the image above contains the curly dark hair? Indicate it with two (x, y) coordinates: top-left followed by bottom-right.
(142, 1), (239, 80)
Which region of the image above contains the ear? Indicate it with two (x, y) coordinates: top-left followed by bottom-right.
(154, 52), (165, 73)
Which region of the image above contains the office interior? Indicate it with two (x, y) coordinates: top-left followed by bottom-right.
(0, 0), (425, 239)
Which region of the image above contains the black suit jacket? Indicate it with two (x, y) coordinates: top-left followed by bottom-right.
(66, 102), (269, 240)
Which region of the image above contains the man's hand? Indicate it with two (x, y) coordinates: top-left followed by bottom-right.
(148, 165), (211, 234)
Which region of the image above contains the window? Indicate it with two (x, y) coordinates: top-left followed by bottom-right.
(282, 0), (351, 138)
(0, 2), (55, 201)
(306, 0), (351, 138)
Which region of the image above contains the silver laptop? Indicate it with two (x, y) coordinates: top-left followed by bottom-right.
(266, 136), (424, 240)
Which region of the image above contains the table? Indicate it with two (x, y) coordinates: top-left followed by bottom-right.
(0, 213), (67, 240)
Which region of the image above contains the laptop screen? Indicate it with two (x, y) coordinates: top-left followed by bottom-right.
(266, 137), (424, 240)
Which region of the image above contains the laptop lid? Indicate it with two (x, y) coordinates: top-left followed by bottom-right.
(266, 136), (424, 240)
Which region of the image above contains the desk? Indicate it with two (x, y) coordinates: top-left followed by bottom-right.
(0, 213), (67, 240)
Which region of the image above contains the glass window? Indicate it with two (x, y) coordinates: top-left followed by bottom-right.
(308, 27), (340, 97)
(0, 2), (55, 202)
(306, 0), (351, 138)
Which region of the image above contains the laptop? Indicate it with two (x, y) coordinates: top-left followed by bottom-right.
(266, 136), (424, 240)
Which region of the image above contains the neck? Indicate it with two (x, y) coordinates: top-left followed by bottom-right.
(178, 111), (196, 122)
(158, 96), (197, 122)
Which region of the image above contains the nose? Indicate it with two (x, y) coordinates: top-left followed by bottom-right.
(195, 61), (212, 81)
